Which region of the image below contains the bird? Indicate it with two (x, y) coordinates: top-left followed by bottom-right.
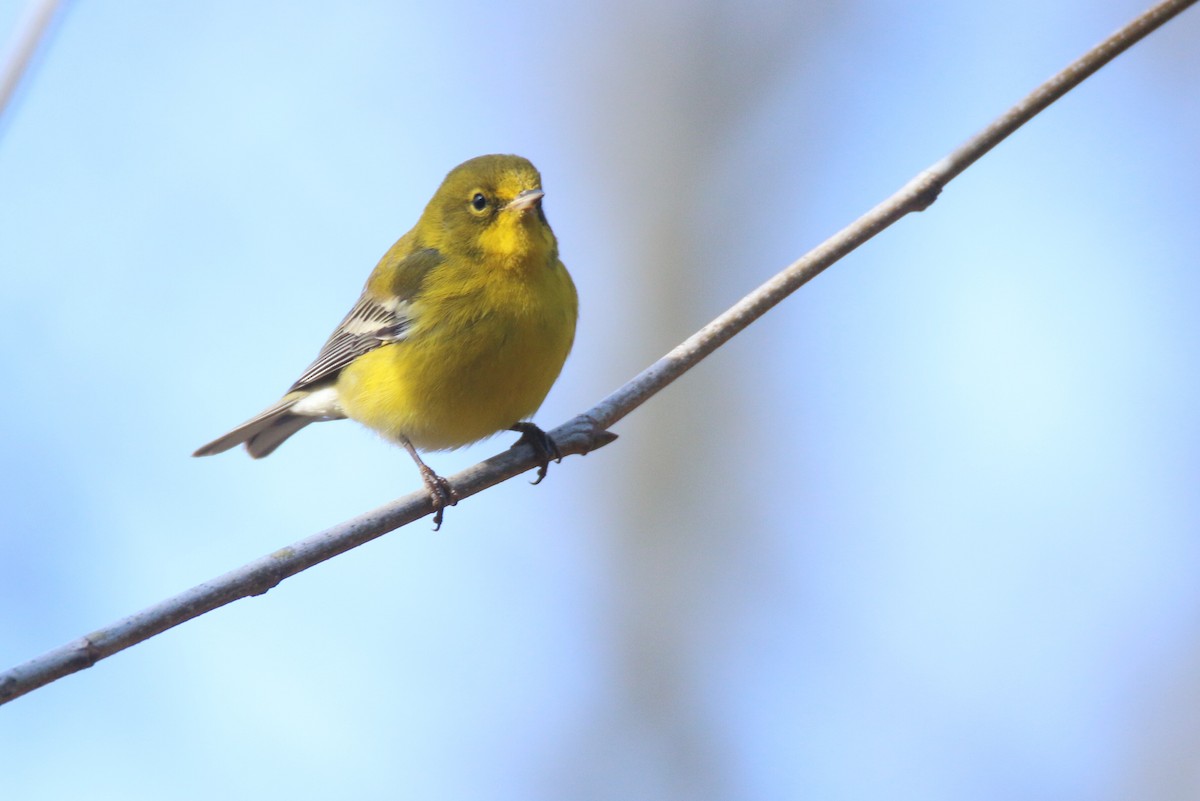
(193, 154), (578, 528)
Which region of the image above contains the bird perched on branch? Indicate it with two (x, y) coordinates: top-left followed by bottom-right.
(194, 154), (578, 528)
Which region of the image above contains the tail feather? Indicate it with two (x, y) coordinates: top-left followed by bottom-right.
(194, 397), (314, 459)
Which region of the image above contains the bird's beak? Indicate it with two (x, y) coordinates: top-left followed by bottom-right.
(506, 188), (545, 213)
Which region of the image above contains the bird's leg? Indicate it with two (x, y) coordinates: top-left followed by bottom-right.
(400, 437), (457, 530)
(508, 422), (562, 485)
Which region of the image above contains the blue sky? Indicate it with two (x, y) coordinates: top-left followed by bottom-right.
(2, 2), (1199, 799)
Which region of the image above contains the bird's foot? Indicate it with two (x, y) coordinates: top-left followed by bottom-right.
(509, 422), (562, 485)
(417, 464), (458, 531)
(401, 436), (458, 530)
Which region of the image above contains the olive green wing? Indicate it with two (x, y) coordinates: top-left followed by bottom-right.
(288, 247), (443, 392)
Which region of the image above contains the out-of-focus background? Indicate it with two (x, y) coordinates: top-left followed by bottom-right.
(2, 1), (1198, 798)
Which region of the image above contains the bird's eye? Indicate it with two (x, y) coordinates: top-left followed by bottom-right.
(470, 193), (488, 212)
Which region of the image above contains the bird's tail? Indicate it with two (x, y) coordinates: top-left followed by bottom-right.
(193, 394), (320, 459)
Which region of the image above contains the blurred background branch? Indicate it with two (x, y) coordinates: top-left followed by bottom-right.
(0, 0), (64, 135)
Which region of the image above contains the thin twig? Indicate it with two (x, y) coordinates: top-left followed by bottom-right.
(0, 0), (64, 134)
(1, 0), (1194, 707)
(585, 0), (1198, 432)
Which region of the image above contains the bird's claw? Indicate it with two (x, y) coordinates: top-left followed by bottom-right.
(419, 466), (458, 530)
(509, 423), (562, 485)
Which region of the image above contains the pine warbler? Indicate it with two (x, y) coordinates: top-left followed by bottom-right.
(194, 154), (578, 528)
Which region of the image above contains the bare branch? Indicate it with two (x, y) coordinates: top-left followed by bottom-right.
(1, 0), (1194, 707)
(587, 0), (1199, 433)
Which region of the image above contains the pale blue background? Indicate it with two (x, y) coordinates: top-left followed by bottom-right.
(2, 2), (1199, 799)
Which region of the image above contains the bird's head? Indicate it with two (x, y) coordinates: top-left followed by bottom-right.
(423, 154), (558, 270)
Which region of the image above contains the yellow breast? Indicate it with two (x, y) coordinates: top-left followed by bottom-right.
(336, 257), (577, 451)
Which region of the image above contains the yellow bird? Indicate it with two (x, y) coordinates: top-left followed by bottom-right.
(194, 154), (578, 527)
